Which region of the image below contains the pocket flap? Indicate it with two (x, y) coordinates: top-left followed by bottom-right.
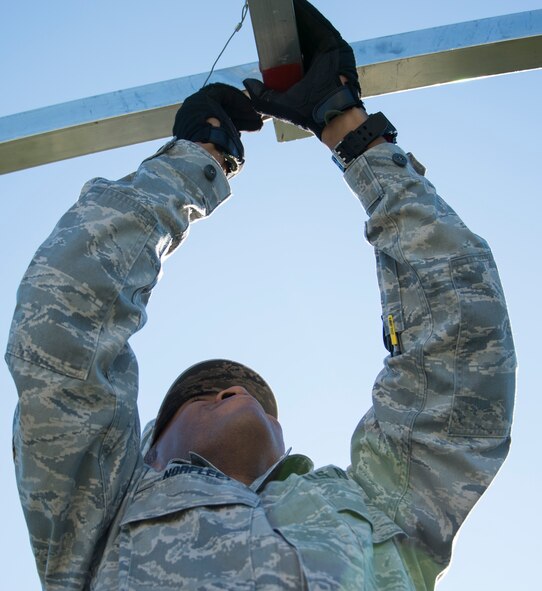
(121, 468), (259, 526)
(331, 487), (405, 543)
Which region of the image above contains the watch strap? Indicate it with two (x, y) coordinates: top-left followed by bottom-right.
(332, 112), (397, 171)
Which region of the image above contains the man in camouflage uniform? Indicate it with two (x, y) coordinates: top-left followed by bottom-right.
(6, 1), (515, 589)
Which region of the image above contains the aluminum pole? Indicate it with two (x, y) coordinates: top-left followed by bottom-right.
(1, 10), (540, 175)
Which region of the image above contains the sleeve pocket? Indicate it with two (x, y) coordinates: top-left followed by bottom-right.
(375, 250), (405, 349)
(6, 264), (107, 380)
(6, 189), (157, 380)
(448, 254), (515, 437)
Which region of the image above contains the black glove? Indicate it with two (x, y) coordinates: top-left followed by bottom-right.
(243, 0), (363, 139)
(172, 83), (263, 175)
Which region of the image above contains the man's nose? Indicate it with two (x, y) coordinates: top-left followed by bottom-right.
(215, 386), (250, 401)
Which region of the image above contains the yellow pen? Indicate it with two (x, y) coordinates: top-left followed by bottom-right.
(387, 314), (401, 355)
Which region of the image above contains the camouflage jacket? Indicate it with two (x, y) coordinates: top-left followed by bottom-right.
(6, 140), (516, 590)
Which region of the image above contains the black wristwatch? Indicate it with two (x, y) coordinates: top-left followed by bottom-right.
(331, 112), (397, 172)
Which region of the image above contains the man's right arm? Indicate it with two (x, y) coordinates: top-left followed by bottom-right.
(6, 140), (230, 590)
(6, 81), (262, 589)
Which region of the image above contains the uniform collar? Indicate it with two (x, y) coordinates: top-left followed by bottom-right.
(164, 448), (314, 491)
(250, 448), (314, 492)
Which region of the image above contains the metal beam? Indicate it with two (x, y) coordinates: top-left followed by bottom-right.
(1, 10), (541, 175)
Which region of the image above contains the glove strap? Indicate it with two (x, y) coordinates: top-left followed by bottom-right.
(191, 127), (245, 176)
(313, 85), (363, 127)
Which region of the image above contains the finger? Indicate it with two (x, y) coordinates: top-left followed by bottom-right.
(243, 79), (286, 119)
(205, 83), (263, 132)
(243, 78), (267, 101)
(337, 46), (361, 97)
(293, 0), (343, 64)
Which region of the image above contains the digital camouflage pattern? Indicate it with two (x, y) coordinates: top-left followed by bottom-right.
(6, 139), (516, 590)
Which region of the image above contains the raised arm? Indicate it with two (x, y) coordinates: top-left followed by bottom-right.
(326, 107), (516, 579)
(5, 85), (261, 590)
(245, 0), (516, 584)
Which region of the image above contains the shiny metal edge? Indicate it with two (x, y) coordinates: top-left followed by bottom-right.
(1, 10), (541, 173)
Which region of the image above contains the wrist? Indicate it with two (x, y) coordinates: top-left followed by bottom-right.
(329, 112), (398, 173)
(196, 142), (227, 173)
(321, 107), (386, 151)
(195, 117), (227, 174)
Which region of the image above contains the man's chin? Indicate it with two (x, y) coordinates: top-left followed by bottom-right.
(200, 406), (285, 467)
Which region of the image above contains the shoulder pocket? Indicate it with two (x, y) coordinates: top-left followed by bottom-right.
(6, 188), (157, 380)
(448, 253), (515, 437)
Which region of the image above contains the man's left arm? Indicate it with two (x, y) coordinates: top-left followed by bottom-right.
(326, 109), (517, 580)
(245, 0), (515, 576)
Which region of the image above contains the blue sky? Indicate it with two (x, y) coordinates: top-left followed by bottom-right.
(1, 1), (540, 588)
